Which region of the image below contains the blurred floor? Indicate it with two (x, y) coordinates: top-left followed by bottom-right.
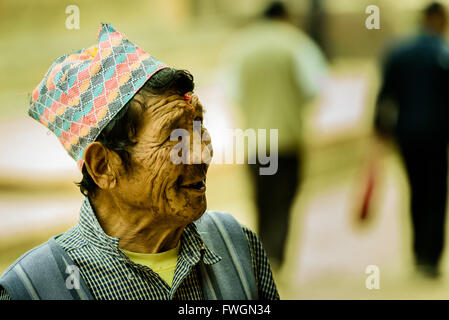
(207, 138), (449, 300)
(276, 144), (449, 299)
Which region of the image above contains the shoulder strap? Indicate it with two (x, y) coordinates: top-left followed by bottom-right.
(0, 237), (93, 300)
(195, 211), (258, 300)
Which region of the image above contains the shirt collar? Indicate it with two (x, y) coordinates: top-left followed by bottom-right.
(77, 197), (221, 265)
(179, 222), (222, 265)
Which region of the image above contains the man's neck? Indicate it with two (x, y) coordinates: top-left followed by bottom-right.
(89, 193), (185, 254)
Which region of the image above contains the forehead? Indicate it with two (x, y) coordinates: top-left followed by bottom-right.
(133, 93), (203, 132)
(149, 94), (202, 116)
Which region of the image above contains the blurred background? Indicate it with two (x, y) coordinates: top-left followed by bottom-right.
(0, 0), (449, 299)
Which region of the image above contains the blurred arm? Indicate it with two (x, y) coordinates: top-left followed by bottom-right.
(374, 50), (398, 140)
(293, 34), (328, 106)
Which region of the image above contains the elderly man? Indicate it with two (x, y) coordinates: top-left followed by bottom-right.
(0, 24), (279, 300)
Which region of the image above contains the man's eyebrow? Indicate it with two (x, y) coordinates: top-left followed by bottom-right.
(160, 101), (204, 134)
(162, 109), (185, 132)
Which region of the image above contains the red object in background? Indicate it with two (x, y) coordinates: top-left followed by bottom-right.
(358, 137), (384, 222)
(360, 165), (376, 220)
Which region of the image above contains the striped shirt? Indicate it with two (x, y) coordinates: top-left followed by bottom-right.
(0, 197), (279, 300)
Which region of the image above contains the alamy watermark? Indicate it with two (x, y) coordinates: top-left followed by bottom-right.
(365, 5), (380, 30)
(169, 121), (279, 175)
(65, 264), (80, 290)
(65, 5), (80, 30)
(365, 265), (380, 290)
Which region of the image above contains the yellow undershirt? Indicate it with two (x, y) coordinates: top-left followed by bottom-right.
(121, 242), (180, 287)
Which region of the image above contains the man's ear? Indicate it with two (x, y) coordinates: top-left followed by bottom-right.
(84, 142), (117, 190)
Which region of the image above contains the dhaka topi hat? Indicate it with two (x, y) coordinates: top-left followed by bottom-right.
(28, 23), (168, 170)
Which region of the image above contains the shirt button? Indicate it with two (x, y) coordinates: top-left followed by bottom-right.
(127, 273), (135, 280)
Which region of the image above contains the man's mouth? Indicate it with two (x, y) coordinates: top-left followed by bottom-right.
(180, 179), (206, 193)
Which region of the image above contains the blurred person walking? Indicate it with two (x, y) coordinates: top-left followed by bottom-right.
(223, 1), (327, 269)
(375, 2), (449, 278)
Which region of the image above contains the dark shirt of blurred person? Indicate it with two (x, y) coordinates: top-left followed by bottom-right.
(375, 2), (449, 278)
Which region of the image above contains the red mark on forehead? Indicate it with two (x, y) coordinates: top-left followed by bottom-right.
(184, 94), (195, 111)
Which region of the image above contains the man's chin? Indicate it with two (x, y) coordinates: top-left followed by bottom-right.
(169, 190), (207, 223)
(192, 200), (207, 221)
(187, 198), (207, 223)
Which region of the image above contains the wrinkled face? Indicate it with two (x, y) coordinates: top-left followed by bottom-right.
(113, 91), (213, 226)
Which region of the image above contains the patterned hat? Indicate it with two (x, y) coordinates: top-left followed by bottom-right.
(28, 23), (168, 170)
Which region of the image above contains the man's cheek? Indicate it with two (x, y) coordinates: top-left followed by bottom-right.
(148, 149), (182, 201)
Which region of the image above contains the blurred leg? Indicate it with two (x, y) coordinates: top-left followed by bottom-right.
(400, 145), (428, 265)
(399, 141), (448, 276)
(424, 145), (448, 266)
(249, 154), (299, 266)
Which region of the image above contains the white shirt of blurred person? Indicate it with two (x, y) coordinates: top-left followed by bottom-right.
(221, 5), (328, 154)
(219, 2), (328, 267)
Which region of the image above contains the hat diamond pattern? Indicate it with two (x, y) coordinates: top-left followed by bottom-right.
(28, 23), (168, 170)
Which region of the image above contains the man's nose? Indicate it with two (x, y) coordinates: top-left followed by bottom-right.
(201, 128), (213, 165)
(191, 125), (213, 165)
